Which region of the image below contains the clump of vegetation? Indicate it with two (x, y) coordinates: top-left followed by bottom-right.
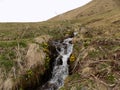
(0, 40), (27, 71)
(70, 54), (76, 62)
(40, 42), (51, 69)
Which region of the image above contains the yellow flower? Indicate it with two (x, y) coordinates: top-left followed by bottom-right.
(70, 54), (75, 62)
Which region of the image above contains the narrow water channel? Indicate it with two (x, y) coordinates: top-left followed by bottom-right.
(37, 34), (76, 90)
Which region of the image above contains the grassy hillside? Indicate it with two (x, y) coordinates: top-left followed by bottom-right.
(0, 0), (120, 90)
(50, 0), (120, 21)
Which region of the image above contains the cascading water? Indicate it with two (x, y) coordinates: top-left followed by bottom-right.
(38, 35), (75, 90)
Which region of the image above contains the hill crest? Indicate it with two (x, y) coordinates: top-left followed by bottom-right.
(50, 0), (120, 21)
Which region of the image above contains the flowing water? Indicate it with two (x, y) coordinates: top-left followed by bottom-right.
(38, 36), (74, 90)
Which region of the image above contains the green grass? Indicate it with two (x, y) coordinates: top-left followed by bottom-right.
(0, 39), (28, 72)
(0, 40), (27, 48)
(0, 4), (119, 90)
(0, 47), (16, 71)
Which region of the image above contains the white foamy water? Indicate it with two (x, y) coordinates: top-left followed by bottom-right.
(39, 37), (74, 90)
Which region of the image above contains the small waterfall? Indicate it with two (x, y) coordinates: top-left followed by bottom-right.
(38, 36), (74, 90)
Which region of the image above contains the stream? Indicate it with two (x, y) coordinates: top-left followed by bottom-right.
(37, 34), (75, 90)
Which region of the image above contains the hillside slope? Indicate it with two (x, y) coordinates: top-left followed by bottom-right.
(50, 0), (120, 21)
(49, 0), (120, 90)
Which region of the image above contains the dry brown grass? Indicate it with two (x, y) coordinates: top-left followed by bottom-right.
(0, 35), (52, 90)
(0, 0), (120, 90)
(50, 0), (120, 21)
